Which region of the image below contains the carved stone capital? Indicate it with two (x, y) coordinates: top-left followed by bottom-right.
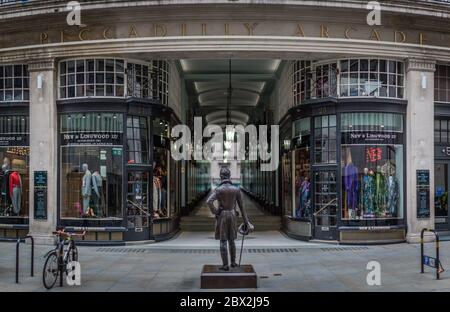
(27, 58), (56, 72)
(406, 58), (436, 73)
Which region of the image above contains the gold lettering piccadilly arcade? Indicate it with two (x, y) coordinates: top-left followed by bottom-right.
(37, 23), (428, 46)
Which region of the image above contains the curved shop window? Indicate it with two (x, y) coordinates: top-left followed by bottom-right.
(291, 58), (405, 105)
(0, 116), (29, 218)
(60, 113), (123, 219)
(341, 112), (404, 220)
(59, 59), (169, 105)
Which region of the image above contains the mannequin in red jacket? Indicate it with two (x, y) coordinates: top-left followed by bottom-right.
(9, 171), (22, 215)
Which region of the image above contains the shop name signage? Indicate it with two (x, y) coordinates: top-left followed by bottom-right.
(61, 132), (122, 146)
(0, 134), (29, 147)
(342, 131), (402, 145)
(1, 20), (446, 49)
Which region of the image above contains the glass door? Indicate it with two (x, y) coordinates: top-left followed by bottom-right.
(313, 169), (338, 240)
(126, 171), (150, 240)
(435, 163), (450, 231)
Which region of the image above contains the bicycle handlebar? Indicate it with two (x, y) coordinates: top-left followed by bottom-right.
(52, 230), (86, 238)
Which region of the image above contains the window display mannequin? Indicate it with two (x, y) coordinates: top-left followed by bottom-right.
(361, 168), (375, 217)
(344, 150), (358, 216)
(296, 176), (311, 219)
(374, 165), (386, 215)
(133, 173), (143, 204)
(386, 174), (399, 216)
(81, 163), (92, 216)
(91, 170), (103, 217)
(1, 158), (11, 215)
(9, 170), (22, 215)
(152, 170), (161, 217)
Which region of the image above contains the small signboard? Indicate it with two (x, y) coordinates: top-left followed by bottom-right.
(417, 170), (430, 219)
(34, 171), (47, 220)
(423, 255), (438, 268)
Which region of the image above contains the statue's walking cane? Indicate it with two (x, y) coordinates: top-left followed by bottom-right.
(238, 223), (249, 267)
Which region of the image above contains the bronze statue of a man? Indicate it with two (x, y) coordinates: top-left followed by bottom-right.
(207, 167), (254, 271)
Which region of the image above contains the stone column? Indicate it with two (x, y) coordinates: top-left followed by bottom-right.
(27, 58), (58, 245)
(405, 58), (436, 243)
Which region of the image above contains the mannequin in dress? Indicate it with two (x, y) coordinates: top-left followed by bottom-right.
(386, 173), (399, 216)
(375, 165), (386, 215)
(361, 167), (375, 216)
(81, 163), (92, 216)
(296, 176), (311, 218)
(344, 150), (358, 217)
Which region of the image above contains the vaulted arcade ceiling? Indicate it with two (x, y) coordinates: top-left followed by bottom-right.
(179, 59), (281, 127)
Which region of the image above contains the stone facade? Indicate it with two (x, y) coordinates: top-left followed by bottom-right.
(0, 1), (448, 243)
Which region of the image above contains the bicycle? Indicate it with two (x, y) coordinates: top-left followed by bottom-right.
(42, 229), (86, 289)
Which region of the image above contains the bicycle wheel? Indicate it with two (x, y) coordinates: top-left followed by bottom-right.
(42, 251), (59, 289)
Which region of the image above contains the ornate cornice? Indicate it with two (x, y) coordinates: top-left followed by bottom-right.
(27, 58), (56, 72)
(406, 58), (436, 73)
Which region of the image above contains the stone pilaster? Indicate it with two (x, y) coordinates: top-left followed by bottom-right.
(27, 58), (58, 245)
(405, 58), (436, 243)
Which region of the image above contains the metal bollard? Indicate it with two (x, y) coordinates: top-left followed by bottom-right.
(15, 235), (35, 284)
(420, 228), (444, 280)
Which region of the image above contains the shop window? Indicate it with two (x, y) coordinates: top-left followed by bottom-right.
(0, 65), (29, 102)
(60, 113), (123, 219)
(341, 112), (404, 220)
(0, 115), (29, 218)
(152, 117), (170, 219)
(339, 59), (404, 98)
(282, 152), (292, 216)
(294, 148), (311, 219)
(59, 59), (125, 99)
(292, 118), (311, 219)
(435, 65), (450, 103)
(126, 116), (149, 164)
(435, 164), (448, 221)
(314, 115), (337, 164)
(435, 119), (450, 143)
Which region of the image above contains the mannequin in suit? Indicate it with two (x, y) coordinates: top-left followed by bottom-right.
(91, 170), (103, 217)
(1, 157), (11, 215)
(81, 163), (92, 215)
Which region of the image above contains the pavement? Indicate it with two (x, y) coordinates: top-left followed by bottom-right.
(2, 230), (450, 292)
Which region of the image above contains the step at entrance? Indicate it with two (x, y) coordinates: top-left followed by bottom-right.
(180, 215), (282, 231)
